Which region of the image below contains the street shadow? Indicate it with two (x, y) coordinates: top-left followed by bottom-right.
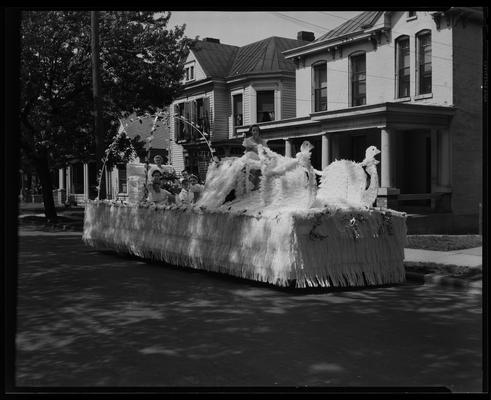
(15, 234), (482, 390)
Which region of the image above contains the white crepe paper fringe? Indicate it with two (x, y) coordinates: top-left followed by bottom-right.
(83, 201), (406, 288)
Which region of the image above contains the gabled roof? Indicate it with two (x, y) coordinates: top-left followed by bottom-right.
(227, 36), (309, 78)
(315, 11), (383, 42)
(190, 40), (239, 79)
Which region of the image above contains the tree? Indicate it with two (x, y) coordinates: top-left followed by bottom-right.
(20, 11), (191, 221)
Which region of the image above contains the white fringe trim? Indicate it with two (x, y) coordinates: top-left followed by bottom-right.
(83, 201), (407, 288)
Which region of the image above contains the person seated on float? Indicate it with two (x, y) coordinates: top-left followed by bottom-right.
(242, 124), (268, 160)
(146, 168), (172, 204)
(180, 169), (190, 184)
(177, 178), (194, 205)
(242, 124), (267, 190)
(153, 155), (165, 173)
(188, 174), (204, 202)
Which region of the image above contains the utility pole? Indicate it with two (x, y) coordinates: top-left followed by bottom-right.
(91, 11), (105, 198)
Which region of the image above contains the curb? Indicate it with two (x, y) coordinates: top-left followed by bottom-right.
(405, 271), (482, 291)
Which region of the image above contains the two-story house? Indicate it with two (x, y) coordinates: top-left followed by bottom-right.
(234, 9), (482, 233)
(170, 34), (312, 180)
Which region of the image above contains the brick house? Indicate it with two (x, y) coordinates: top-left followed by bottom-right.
(233, 9), (482, 233)
(169, 34), (312, 180)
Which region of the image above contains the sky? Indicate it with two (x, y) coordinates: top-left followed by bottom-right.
(166, 11), (362, 47)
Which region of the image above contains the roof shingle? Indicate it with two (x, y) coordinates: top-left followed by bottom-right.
(315, 11), (383, 42)
(227, 37), (308, 77)
(190, 40), (239, 78)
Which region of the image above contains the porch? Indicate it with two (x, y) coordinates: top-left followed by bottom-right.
(240, 102), (456, 214)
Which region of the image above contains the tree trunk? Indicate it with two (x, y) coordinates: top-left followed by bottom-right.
(34, 155), (58, 222)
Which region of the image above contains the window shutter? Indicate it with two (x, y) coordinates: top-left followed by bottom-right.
(191, 100), (197, 139)
(183, 102), (191, 139)
(203, 97), (211, 135)
(174, 104), (181, 141)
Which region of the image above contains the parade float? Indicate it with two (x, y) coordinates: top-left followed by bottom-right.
(83, 113), (407, 288)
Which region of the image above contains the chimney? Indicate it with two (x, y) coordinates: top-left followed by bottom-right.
(297, 31), (315, 42)
(203, 37), (220, 44)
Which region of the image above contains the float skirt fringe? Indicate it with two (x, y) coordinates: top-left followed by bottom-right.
(83, 201), (407, 288)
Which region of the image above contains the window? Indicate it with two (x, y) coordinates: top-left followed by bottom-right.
(232, 94), (243, 126)
(350, 53), (366, 107)
(407, 11), (416, 19)
(175, 98), (211, 142)
(118, 165), (127, 193)
(257, 90), (275, 122)
(313, 63), (327, 112)
(416, 31), (432, 94)
(185, 68), (189, 81)
(195, 98), (211, 135)
(190, 66), (194, 80)
(396, 36), (410, 98)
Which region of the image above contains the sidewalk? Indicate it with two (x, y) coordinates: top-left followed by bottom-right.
(404, 246), (483, 290)
(17, 204), (483, 291)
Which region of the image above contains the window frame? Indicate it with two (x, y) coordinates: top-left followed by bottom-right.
(407, 11), (417, 20)
(349, 52), (367, 107)
(117, 164), (127, 194)
(395, 35), (411, 99)
(416, 30), (432, 95)
(232, 93), (243, 127)
(312, 61), (328, 112)
(256, 90), (275, 123)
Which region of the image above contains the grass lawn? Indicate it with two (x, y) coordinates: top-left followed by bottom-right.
(406, 235), (482, 251)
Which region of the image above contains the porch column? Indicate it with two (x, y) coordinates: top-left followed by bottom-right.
(58, 168), (65, 189)
(321, 134), (331, 169)
(377, 127), (399, 208)
(430, 129), (438, 190)
(285, 139), (292, 158)
(435, 128), (452, 211)
(65, 166), (72, 195)
(83, 163), (89, 201)
(55, 168), (66, 206)
(438, 129), (451, 188)
(380, 127), (393, 188)
(105, 168), (111, 200)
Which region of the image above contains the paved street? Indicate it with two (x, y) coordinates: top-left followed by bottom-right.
(15, 229), (482, 391)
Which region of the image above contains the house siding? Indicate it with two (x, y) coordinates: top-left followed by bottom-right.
(295, 11), (455, 115)
(450, 18), (482, 218)
(281, 79), (297, 119)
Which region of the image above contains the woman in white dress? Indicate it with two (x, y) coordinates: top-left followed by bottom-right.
(146, 168), (172, 204)
(242, 124), (267, 191)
